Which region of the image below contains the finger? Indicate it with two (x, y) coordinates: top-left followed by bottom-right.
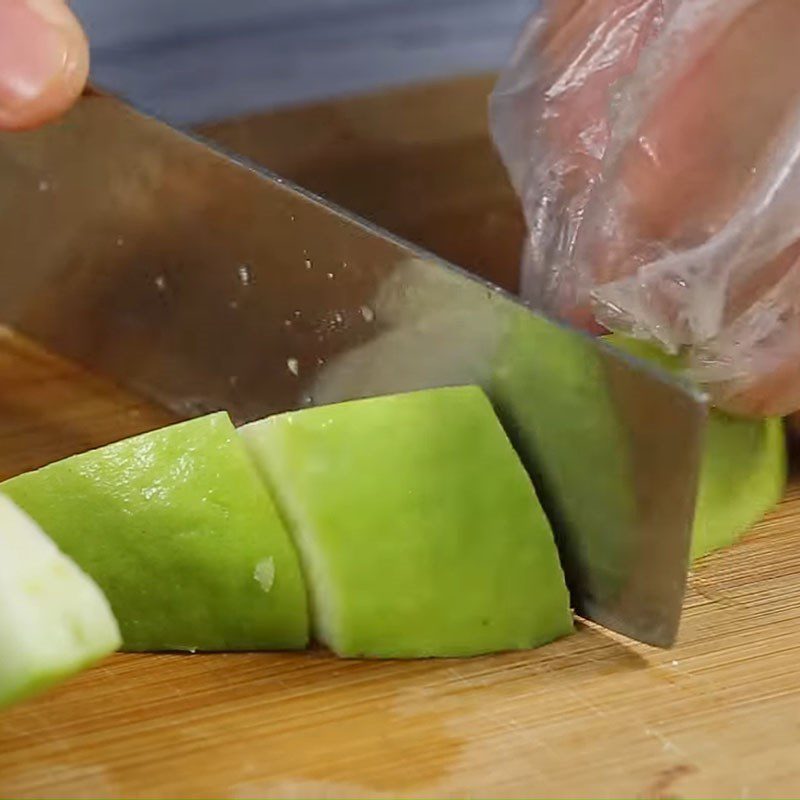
(708, 352), (800, 418)
(538, 0), (588, 50)
(517, 0), (662, 320)
(607, 0), (800, 261)
(0, 0), (89, 131)
(588, 0), (800, 350)
(691, 243), (800, 418)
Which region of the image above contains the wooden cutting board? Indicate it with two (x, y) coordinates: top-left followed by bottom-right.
(0, 329), (799, 800)
(2, 76), (800, 799)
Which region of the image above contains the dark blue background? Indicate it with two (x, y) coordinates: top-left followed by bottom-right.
(71, 0), (537, 124)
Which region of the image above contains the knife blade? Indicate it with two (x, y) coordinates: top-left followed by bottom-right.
(0, 90), (706, 647)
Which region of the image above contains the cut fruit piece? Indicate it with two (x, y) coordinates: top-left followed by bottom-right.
(240, 386), (573, 659)
(605, 334), (787, 560)
(2, 412), (308, 651)
(491, 313), (636, 600)
(692, 412), (785, 560)
(0, 496), (120, 709)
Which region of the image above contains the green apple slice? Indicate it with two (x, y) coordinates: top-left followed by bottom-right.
(491, 313), (636, 599)
(0, 496), (120, 709)
(691, 411), (785, 560)
(2, 412), (308, 651)
(605, 334), (787, 560)
(240, 386), (573, 659)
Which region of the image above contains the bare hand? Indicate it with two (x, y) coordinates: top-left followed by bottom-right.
(0, 0), (89, 130)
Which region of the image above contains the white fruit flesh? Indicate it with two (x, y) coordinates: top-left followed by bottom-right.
(0, 496), (121, 708)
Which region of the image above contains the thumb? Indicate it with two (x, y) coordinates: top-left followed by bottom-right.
(0, 0), (89, 130)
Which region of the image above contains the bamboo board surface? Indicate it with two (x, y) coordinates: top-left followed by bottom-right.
(0, 330), (799, 800)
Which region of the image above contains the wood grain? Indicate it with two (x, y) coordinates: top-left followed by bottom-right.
(2, 77), (800, 799)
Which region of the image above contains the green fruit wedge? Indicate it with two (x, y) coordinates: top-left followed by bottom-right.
(691, 411), (785, 560)
(605, 334), (787, 560)
(2, 412), (308, 651)
(240, 386), (573, 659)
(0, 496), (120, 709)
(491, 313), (636, 600)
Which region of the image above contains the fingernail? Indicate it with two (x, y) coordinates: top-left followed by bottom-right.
(0, 0), (69, 110)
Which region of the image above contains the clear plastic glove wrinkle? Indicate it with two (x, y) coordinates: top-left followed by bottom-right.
(491, 0), (800, 416)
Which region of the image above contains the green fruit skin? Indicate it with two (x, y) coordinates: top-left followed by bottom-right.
(491, 312), (635, 601)
(0, 497), (121, 710)
(1, 625), (116, 710)
(2, 413), (309, 651)
(241, 386), (573, 659)
(605, 334), (787, 560)
(692, 412), (786, 561)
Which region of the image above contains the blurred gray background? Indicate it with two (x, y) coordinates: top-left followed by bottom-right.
(70, 0), (537, 125)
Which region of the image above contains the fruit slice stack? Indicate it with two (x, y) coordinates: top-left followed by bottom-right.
(240, 386), (573, 659)
(0, 368), (787, 709)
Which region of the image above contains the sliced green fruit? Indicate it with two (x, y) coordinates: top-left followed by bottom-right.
(2, 412), (308, 651)
(491, 313), (636, 599)
(0, 496), (120, 709)
(240, 386), (573, 659)
(691, 412), (785, 560)
(605, 334), (787, 560)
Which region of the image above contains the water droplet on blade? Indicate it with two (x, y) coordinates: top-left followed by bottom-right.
(360, 305), (375, 323)
(238, 264), (253, 286)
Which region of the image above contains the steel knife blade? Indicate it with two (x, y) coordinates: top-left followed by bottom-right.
(0, 91), (706, 646)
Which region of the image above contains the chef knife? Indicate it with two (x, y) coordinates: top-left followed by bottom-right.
(0, 90), (706, 647)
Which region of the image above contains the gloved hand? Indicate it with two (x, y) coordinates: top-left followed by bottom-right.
(0, 0), (88, 130)
(491, 0), (800, 417)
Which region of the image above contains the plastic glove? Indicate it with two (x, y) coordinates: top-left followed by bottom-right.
(491, 0), (800, 416)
